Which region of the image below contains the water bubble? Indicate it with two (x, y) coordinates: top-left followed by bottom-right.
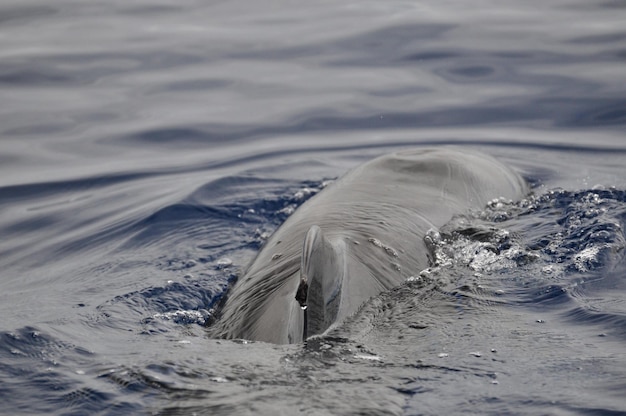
(294, 187), (315, 200)
(354, 353), (382, 361)
(216, 258), (233, 268)
(278, 205), (295, 215)
(152, 309), (210, 325)
(419, 268), (435, 278)
(573, 246), (600, 272)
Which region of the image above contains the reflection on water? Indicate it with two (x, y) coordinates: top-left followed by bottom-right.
(1, 0), (626, 414)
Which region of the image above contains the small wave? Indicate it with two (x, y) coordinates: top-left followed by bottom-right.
(93, 179), (328, 336)
(0, 327), (118, 414)
(150, 309), (212, 326)
(422, 188), (626, 310)
(563, 305), (626, 335)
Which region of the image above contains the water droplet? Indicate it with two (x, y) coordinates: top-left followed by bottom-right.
(354, 353), (382, 361)
(211, 376), (228, 383)
(385, 246), (399, 257)
(368, 237), (382, 247)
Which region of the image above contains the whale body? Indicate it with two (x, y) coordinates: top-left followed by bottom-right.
(209, 147), (528, 344)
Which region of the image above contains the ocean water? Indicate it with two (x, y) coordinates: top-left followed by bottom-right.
(1, 0), (625, 414)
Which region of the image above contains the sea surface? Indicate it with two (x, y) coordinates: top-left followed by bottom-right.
(1, 0), (626, 414)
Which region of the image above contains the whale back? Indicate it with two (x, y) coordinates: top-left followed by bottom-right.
(209, 147), (528, 343)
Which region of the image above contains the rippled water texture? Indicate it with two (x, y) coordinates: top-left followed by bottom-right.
(1, 0), (625, 414)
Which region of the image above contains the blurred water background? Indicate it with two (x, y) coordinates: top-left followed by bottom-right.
(1, 0), (625, 414)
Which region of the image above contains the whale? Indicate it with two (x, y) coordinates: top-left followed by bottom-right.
(209, 147), (528, 344)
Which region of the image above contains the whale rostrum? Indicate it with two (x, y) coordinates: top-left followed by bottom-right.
(209, 147), (529, 344)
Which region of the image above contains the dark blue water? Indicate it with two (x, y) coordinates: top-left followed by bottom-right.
(1, 0), (626, 414)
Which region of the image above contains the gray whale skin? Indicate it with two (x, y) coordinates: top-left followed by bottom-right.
(210, 147), (528, 344)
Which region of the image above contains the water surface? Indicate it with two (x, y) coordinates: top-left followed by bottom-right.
(1, 0), (625, 414)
